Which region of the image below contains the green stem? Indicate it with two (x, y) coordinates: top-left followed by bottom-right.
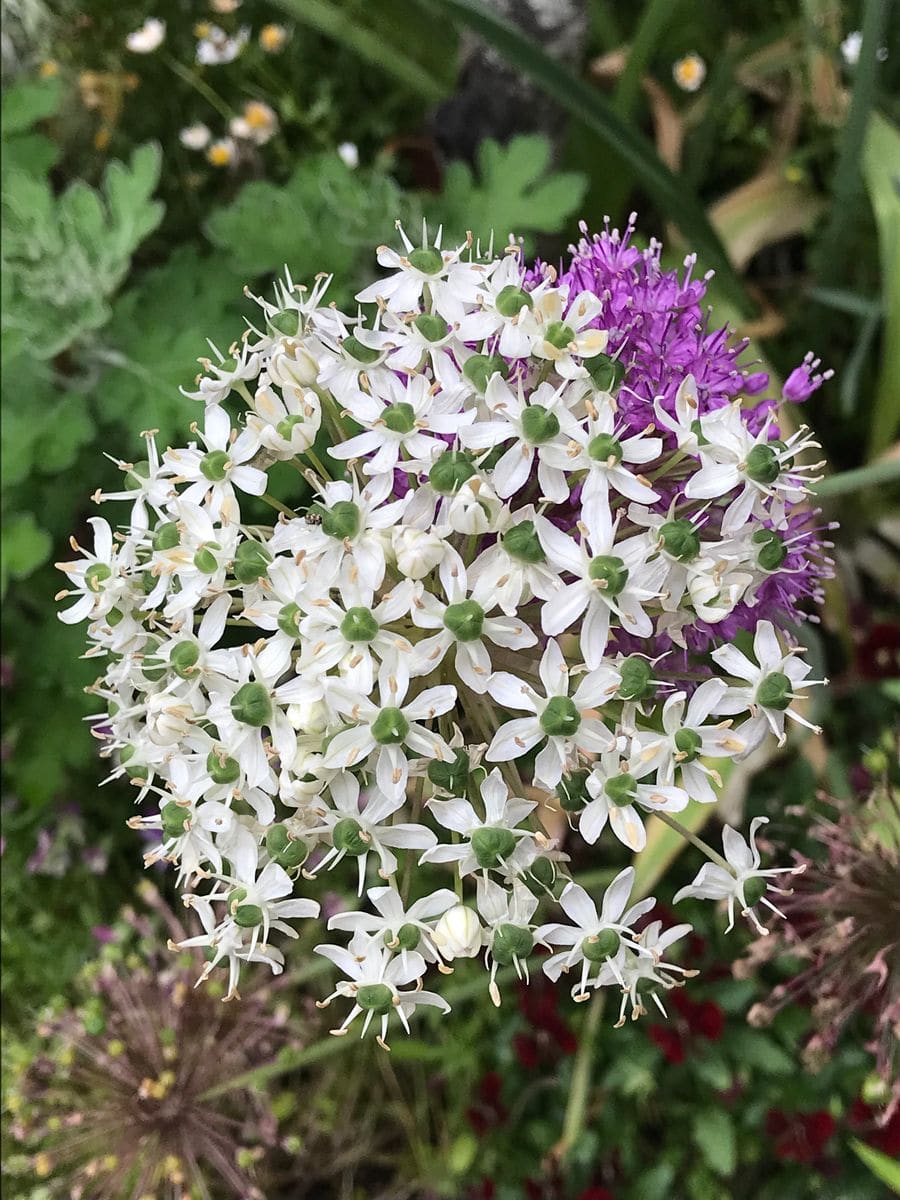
(162, 54), (233, 121)
(559, 990), (604, 1157)
(260, 492), (296, 518)
(812, 456), (900, 498)
(654, 809), (732, 873)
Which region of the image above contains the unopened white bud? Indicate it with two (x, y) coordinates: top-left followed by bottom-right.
(447, 478), (501, 535)
(392, 527), (444, 579)
(432, 904), (482, 959)
(287, 700), (329, 735)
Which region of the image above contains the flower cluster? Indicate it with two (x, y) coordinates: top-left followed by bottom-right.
(59, 218), (832, 1044)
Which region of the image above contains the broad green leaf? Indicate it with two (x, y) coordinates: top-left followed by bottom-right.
(422, 0), (753, 314)
(205, 154), (406, 297)
(727, 1028), (794, 1075)
(691, 1108), (737, 1177)
(424, 134), (587, 249)
(1, 512), (52, 590)
(862, 112), (900, 457)
(850, 1138), (900, 1193)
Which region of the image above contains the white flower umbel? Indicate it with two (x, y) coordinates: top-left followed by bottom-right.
(59, 223), (830, 1037)
(674, 816), (805, 934)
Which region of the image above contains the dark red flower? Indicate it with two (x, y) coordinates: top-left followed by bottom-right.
(513, 1032), (540, 1070)
(648, 993), (724, 1063)
(766, 1109), (835, 1163)
(648, 1024), (685, 1064)
(578, 1189), (615, 1200)
(466, 1072), (508, 1137)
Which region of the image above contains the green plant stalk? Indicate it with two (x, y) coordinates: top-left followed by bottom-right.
(423, 0), (753, 316)
(558, 989), (604, 1158)
(653, 809), (733, 873)
(162, 55), (233, 122)
(813, 456), (900, 497)
(812, 0), (890, 284)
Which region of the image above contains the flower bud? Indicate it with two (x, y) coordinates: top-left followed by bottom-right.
(287, 699), (328, 735)
(392, 527), (443, 579)
(432, 904), (482, 959)
(447, 478), (501, 535)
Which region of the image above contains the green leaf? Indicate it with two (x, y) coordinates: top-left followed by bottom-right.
(1, 142), (164, 360)
(421, 0), (753, 315)
(205, 154), (405, 297)
(691, 1108), (737, 1177)
(862, 112), (900, 456)
(423, 135), (587, 249)
(727, 1028), (794, 1075)
(850, 1138), (900, 1194)
(1, 512), (52, 590)
(1, 77), (63, 134)
(98, 245), (246, 444)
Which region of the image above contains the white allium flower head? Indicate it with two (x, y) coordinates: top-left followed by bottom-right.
(58, 218), (830, 1042)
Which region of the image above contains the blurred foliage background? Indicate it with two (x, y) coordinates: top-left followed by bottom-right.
(1, 0), (898, 1197)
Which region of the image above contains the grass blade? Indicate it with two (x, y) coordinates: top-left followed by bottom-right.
(812, 0), (890, 284)
(422, 0), (753, 315)
(274, 0), (447, 101)
(862, 112), (900, 457)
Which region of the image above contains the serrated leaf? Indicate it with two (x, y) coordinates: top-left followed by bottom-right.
(691, 1108), (736, 1177)
(1, 512), (53, 589)
(1, 77), (63, 134)
(425, 134), (586, 249)
(1, 142), (163, 360)
(205, 154), (406, 297)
